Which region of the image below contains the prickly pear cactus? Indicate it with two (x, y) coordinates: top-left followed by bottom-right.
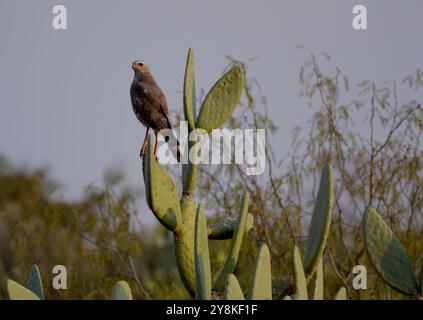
(250, 243), (272, 300)
(191, 192), (251, 299)
(225, 274), (245, 300)
(7, 279), (40, 300)
(303, 164), (334, 279)
(183, 48), (196, 132)
(196, 66), (244, 133)
(312, 257), (324, 300)
(292, 245), (308, 300)
(27, 264), (45, 300)
(143, 136), (182, 232)
(363, 207), (419, 296)
(7, 264), (45, 300)
(112, 281), (133, 300)
(222, 243), (272, 300)
(208, 212), (254, 239)
(142, 48), (245, 297)
(213, 192), (250, 291)
(195, 205), (212, 300)
(290, 248), (346, 300)
(334, 287), (347, 300)
(6, 263), (133, 300)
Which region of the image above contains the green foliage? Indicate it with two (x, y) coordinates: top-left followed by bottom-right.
(174, 194), (197, 296)
(292, 246), (308, 300)
(143, 136), (182, 232)
(213, 192), (250, 291)
(7, 279), (40, 300)
(112, 281), (133, 300)
(194, 52), (422, 300)
(182, 156), (198, 195)
(182, 48), (198, 194)
(334, 287), (347, 300)
(7, 266), (133, 300)
(208, 213), (254, 240)
(196, 66), (244, 133)
(313, 258), (324, 300)
(6, 265), (45, 300)
(291, 248), (346, 300)
(27, 264), (44, 300)
(191, 192), (252, 300)
(0, 50), (421, 301)
(363, 207), (420, 296)
(303, 164), (333, 279)
(224, 274), (245, 300)
(250, 244), (272, 300)
(183, 47), (196, 132)
(141, 48), (245, 297)
(0, 158), (163, 299)
(194, 205), (212, 300)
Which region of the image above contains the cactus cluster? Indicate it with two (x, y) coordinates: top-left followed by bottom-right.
(286, 246), (346, 300)
(210, 164), (346, 301)
(3, 50), (346, 300)
(6, 264), (132, 300)
(7, 265), (44, 300)
(5, 48), (418, 301)
(142, 47), (246, 296)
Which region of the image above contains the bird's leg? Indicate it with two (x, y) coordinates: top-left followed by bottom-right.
(140, 127), (150, 158)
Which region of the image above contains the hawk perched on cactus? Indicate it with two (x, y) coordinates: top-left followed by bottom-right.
(130, 60), (180, 162)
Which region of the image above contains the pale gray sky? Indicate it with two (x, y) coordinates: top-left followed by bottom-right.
(0, 1), (422, 224)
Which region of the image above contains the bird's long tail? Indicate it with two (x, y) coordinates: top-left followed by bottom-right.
(164, 133), (181, 163)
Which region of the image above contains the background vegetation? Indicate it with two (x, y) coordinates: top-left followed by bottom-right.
(0, 52), (421, 299)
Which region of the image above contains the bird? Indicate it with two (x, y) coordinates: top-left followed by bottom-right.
(130, 59), (180, 162)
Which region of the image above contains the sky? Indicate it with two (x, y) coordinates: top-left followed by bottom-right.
(0, 0), (422, 225)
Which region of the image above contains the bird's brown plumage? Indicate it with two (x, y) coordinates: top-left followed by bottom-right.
(130, 60), (180, 161)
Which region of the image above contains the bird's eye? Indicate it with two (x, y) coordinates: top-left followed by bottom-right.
(138, 62), (144, 67)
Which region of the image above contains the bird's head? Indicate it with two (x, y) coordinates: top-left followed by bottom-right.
(132, 60), (150, 78)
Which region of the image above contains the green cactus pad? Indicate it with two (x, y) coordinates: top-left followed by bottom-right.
(333, 287), (347, 300)
(225, 274), (245, 300)
(195, 205), (212, 300)
(292, 245), (308, 300)
(111, 281), (133, 300)
(313, 257), (324, 300)
(208, 213), (254, 240)
(184, 48), (196, 131)
(303, 164), (334, 279)
(213, 192), (250, 291)
(143, 136), (182, 232)
(196, 66), (244, 133)
(174, 194), (197, 296)
(7, 279), (40, 300)
(250, 244), (272, 300)
(182, 147), (197, 194)
(27, 264), (44, 300)
(363, 207), (419, 296)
